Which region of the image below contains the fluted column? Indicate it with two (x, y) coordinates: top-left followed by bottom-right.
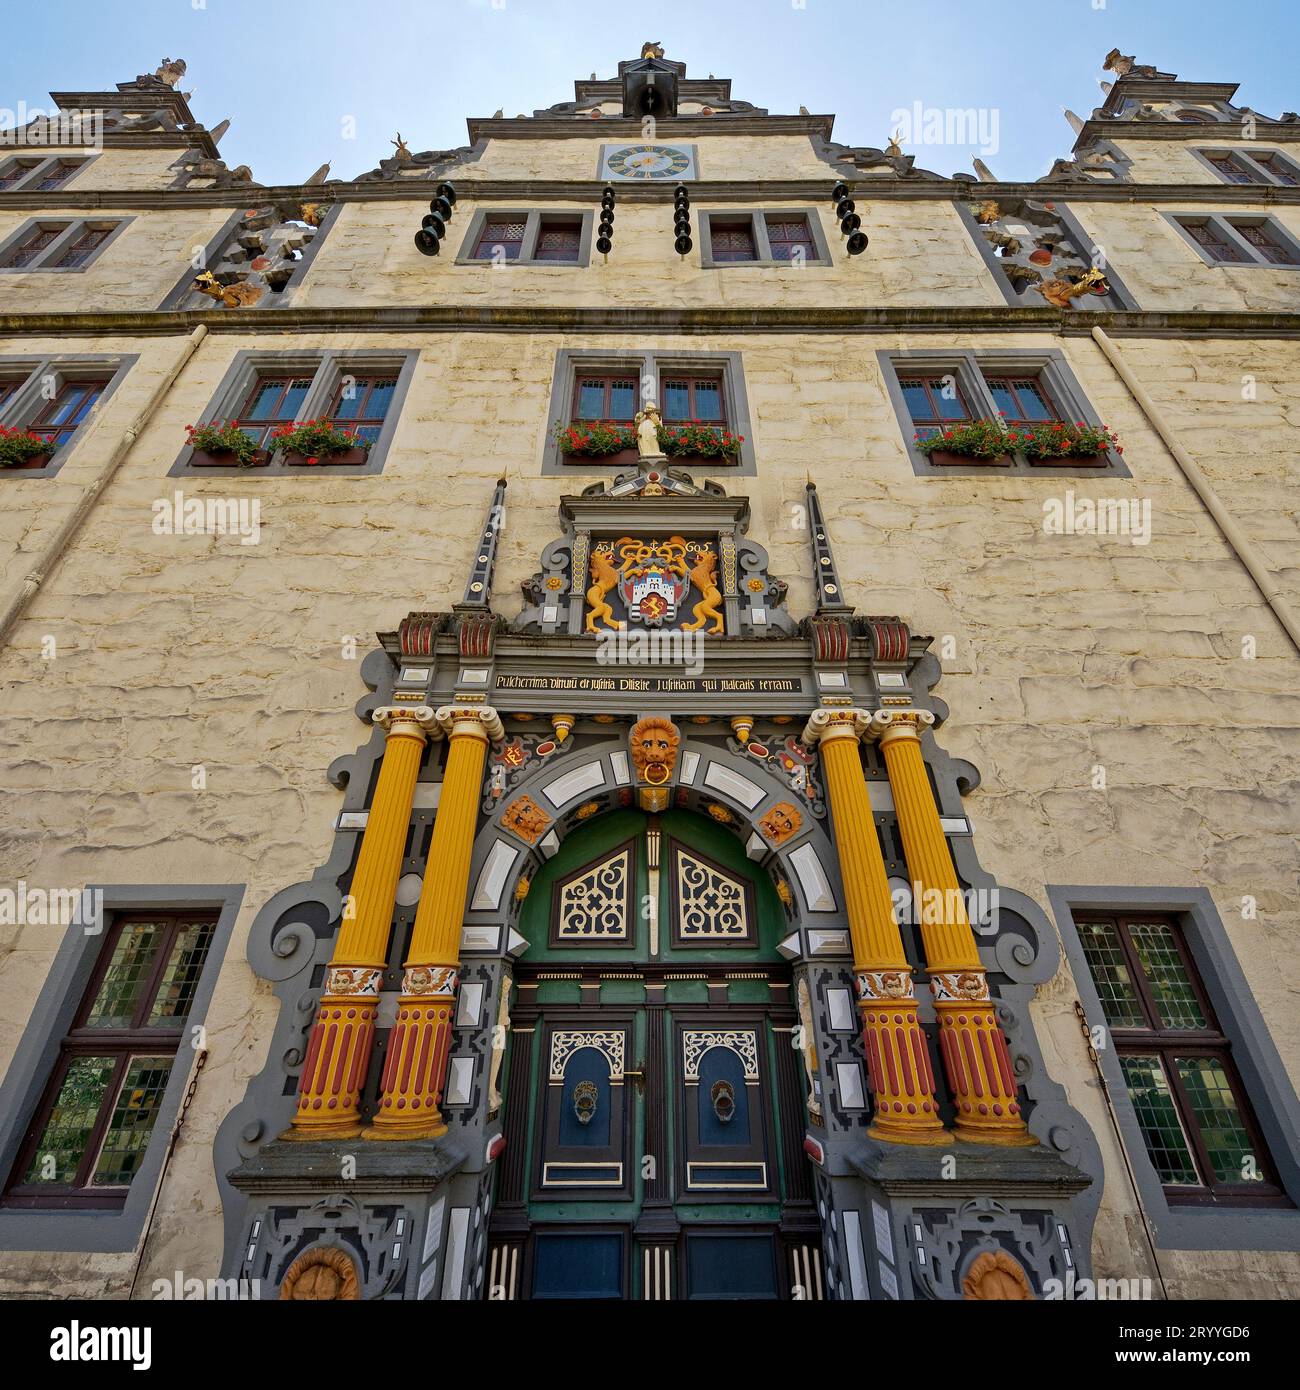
(871, 709), (1034, 1146)
(365, 705), (503, 1141)
(803, 709), (947, 1145)
(286, 706), (438, 1139)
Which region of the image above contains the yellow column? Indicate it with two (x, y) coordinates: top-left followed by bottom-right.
(803, 710), (947, 1144)
(285, 706), (438, 1139)
(871, 709), (1034, 1146)
(365, 705), (503, 1140)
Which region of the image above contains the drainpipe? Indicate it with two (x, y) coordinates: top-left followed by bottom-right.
(1091, 325), (1300, 658)
(0, 324), (208, 652)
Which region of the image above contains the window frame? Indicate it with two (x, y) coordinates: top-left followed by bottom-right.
(169, 349), (420, 476)
(455, 208), (595, 268)
(0, 153), (95, 193)
(1076, 912), (1285, 1207)
(878, 348), (1132, 478)
(3, 912), (218, 1211)
(542, 349), (757, 476)
(0, 216), (130, 273)
(1165, 211), (1300, 269)
(1050, 886), (1300, 1252)
(0, 885), (241, 1253)
(0, 354), (137, 479)
(1191, 146), (1300, 187)
(697, 208), (831, 269)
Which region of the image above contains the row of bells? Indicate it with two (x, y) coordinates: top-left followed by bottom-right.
(413, 183), (459, 255)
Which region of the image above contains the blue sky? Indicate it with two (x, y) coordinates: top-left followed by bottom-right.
(2, 0), (1297, 186)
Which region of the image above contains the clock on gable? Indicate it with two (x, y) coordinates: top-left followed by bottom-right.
(599, 142), (698, 182)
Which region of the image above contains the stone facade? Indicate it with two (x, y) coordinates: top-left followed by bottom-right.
(0, 48), (1297, 1302)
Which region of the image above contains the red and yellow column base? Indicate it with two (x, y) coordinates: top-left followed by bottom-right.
(364, 965), (459, 1141)
(932, 971), (1038, 1146)
(857, 972), (948, 1145)
(284, 967), (383, 1139)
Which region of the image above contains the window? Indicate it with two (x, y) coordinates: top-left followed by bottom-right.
(172, 349), (419, 475)
(661, 374), (727, 427)
(330, 373), (397, 445)
(1200, 151), (1265, 185)
(1252, 152), (1300, 186)
(574, 373), (638, 424)
(0, 155), (91, 192)
(1076, 914), (1283, 1206)
(764, 216), (816, 262)
(28, 379), (108, 451)
(474, 218), (526, 261)
(709, 219), (758, 263)
(880, 349), (1129, 477)
(698, 209), (829, 268)
(3, 913), (216, 1210)
(533, 217), (582, 263)
(1194, 148), (1300, 187)
(1169, 213), (1300, 268)
(544, 350), (756, 475)
(456, 209), (594, 267)
(0, 217), (127, 272)
(2, 223), (66, 269)
(0, 159), (42, 191)
(898, 375), (972, 441)
(0, 378), (22, 414)
(233, 374), (314, 449)
(51, 225), (110, 269)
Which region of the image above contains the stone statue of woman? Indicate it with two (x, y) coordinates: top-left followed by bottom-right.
(634, 402), (663, 458)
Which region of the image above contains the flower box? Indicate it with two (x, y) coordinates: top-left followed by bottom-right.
(0, 425), (58, 470)
(1027, 451), (1108, 468)
(562, 446), (640, 468)
(281, 447), (369, 467)
(927, 449), (1013, 468)
(190, 448), (270, 468)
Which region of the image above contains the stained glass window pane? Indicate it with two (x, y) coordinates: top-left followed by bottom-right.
(987, 381), (1017, 417)
(1176, 1057), (1258, 1185)
(0, 161), (40, 190)
(710, 222), (756, 262)
(535, 221), (581, 262)
(608, 379), (636, 421)
(1120, 1054), (1199, 1185)
(662, 380), (691, 420)
(900, 379), (934, 421)
(22, 1056), (116, 1184)
(147, 919), (215, 1027)
(934, 380), (968, 419)
(1079, 921), (1146, 1028)
(246, 380), (285, 419)
(1235, 223), (1293, 264)
(577, 379), (606, 418)
(85, 921), (168, 1028)
(90, 1057), (173, 1186)
(1012, 379), (1054, 420)
(477, 221), (525, 259)
(1129, 922), (1207, 1029)
(693, 380), (723, 421)
(1185, 221), (1248, 262)
(1256, 154), (1300, 186)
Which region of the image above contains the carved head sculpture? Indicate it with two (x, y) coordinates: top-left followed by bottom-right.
(961, 1249), (1034, 1301)
(278, 1246), (361, 1301)
(629, 716), (680, 786)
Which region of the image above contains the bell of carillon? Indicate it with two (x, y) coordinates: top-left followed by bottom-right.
(0, 42), (1298, 1304)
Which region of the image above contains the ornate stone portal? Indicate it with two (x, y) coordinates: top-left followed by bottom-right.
(215, 469), (1101, 1302)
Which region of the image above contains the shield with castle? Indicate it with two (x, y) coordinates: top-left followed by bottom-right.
(587, 534), (724, 634)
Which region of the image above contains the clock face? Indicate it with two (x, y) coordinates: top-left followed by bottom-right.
(601, 143), (697, 181)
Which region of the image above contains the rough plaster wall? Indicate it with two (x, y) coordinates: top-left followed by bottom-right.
(296, 197), (1002, 310)
(63, 147), (189, 192)
(460, 132), (837, 181)
(1071, 201), (1300, 312)
(1112, 137), (1300, 184)
(0, 315), (1297, 1294)
(0, 206), (232, 312)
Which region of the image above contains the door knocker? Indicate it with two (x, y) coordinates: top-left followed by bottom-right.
(573, 1079), (599, 1125)
(711, 1079), (736, 1123)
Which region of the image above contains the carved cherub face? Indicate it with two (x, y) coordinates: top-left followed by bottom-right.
(628, 716), (679, 785)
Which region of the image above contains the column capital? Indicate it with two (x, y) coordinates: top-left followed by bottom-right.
(373, 705), (440, 739)
(435, 704), (505, 742)
(800, 707), (871, 746)
(868, 708), (935, 747)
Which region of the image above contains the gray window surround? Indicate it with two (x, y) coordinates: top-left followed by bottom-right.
(1189, 146), (1300, 187)
(0, 153), (97, 193)
(1163, 210), (1300, 269)
(0, 884), (243, 1254)
(454, 208), (595, 267)
(541, 348), (757, 477)
(876, 347), (1132, 479)
(1048, 886), (1300, 1252)
(0, 353), (138, 480)
(168, 348), (420, 477)
(156, 203), (344, 311)
(0, 215), (132, 274)
(696, 208), (833, 269)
